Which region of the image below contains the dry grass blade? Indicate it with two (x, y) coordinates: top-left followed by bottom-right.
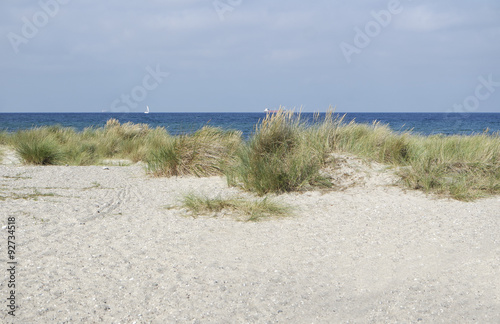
(181, 193), (291, 221)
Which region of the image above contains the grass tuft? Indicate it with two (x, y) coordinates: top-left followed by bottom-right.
(4, 115), (500, 201)
(9, 120), (173, 166)
(146, 127), (241, 177)
(331, 121), (500, 200)
(13, 129), (63, 165)
(226, 110), (331, 195)
(395, 134), (500, 200)
(181, 193), (291, 221)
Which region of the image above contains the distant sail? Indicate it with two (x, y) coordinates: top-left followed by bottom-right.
(145, 106), (150, 114)
(264, 108), (280, 113)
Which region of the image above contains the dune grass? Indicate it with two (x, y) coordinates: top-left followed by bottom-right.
(332, 120), (413, 164)
(7, 120), (242, 177)
(396, 134), (500, 200)
(146, 126), (242, 177)
(8, 119), (172, 166)
(225, 110), (332, 195)
(181, 193), (291, 221)
(12, 128), (64, 165)
(330, 120), (500, 200)
(0, 131), (8, 144)
(0, 130), (11, 163)
(226, 110), (499, 200)
(3, 114), (499, 200)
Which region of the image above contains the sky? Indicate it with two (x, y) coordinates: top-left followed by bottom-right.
(1, 0), (500, 113)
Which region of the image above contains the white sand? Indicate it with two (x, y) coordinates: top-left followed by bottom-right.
(1, 153), (499, 323)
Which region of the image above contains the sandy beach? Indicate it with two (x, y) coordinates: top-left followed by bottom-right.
(1, 152), (499, 323)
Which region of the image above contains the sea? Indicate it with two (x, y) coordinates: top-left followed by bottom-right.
(1, 113), (499, 138)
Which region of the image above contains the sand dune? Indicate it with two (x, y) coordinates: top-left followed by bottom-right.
(1, 153), (499, 323)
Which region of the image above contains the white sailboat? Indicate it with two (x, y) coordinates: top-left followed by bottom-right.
(145, 106), (150, 114)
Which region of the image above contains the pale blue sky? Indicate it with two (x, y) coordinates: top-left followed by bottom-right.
(1, 0), (499, 112)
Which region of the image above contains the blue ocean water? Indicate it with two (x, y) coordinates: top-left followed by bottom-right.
(1, 113), (499, 138)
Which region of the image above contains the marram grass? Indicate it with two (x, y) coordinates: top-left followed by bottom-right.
(330, 120), (500, 200)
(225, 110), (332, 195)
(145, 126), (242, 177)
(8, 120), (174, 166)
(3, 115), (500, 200)
(13, 129), (64, 165)
(396, 133), (500, 200)
(181, 193), (291, 222)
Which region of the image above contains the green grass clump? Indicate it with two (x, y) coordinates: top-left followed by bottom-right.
(146, 126), (242, 177)
(4, 115), (500, 201)
(396, 133), (500, 200)
(94, 119), (153, 159)
(181, 193), (291, 221)
(7, 119), (240, 171)
(8, 119), (174, 166)
(0, 131), (9, 145)
(0, 130), (11, 163)
(226, 110), (331, 195)
(13, 129), (63, 165)
(332, 120), (412, 164)
(331, 120), (500, 200)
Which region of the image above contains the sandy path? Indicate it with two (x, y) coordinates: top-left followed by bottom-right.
(0, 157), (499, 323)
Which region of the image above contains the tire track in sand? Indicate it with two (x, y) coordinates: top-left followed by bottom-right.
(78, 171), (148, 223)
